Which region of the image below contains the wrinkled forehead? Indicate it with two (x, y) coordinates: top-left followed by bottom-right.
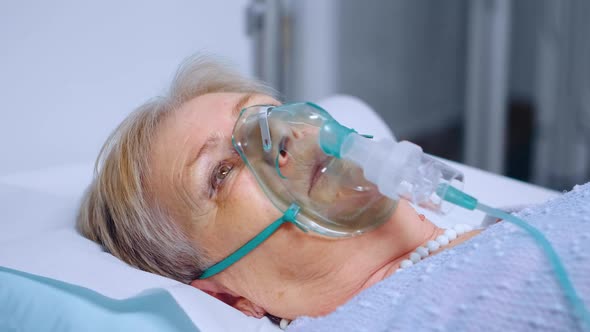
(153, 92), (279, 166)
(151, 93), (245, 176)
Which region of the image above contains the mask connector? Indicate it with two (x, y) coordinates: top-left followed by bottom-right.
(318, 119), (356, 158)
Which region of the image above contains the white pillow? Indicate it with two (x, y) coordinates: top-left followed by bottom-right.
(0, 165), (281, 332)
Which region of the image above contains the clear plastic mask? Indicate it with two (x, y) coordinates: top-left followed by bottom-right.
(232, 102), (397, 237)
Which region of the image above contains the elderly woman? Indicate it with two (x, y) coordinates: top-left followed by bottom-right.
(78, 56), (590, 331)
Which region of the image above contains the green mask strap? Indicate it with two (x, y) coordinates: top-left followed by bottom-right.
(198, 204), (303, 279)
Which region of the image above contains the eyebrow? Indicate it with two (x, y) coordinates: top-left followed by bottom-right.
(194, 135), (220, 166)
(193, 93), (256, 166)
(232, 93), (256, 118)
(185, 134), (218, 199)
(187, 94), (257, 197)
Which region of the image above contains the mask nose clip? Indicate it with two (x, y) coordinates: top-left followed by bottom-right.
(258, 107), (273, 152)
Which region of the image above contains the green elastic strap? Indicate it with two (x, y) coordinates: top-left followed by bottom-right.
(198, 204), (302, 279)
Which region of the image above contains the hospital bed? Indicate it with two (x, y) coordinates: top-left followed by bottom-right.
(0, 96), (558, 331)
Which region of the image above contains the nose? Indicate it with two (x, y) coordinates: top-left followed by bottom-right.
(274, 141), (290, 179)
(277, 146), (289, 167)
(273, 126), (319, 178)
(291, 127), (302, 139)
(276, 126), (306, 168)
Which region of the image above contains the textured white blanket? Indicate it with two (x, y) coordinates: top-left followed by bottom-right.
(289, 183), (590, 331)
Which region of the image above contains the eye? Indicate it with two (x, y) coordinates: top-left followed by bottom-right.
(211, 162), (234, 191)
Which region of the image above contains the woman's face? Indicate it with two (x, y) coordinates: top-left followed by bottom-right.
(151, 92), (429, 319)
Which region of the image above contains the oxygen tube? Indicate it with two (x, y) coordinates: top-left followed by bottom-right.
(320, 123), (590, 331)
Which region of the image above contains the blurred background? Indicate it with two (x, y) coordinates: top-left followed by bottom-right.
(1, 0), (589, 191)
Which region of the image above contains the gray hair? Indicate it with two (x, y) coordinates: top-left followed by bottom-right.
(77, 55), (275, 283)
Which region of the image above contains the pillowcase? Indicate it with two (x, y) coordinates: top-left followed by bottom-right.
(0, 265), (198, 332)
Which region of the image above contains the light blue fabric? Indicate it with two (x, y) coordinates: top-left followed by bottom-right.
(0, 266), (199, 332)
(289, 183), (590, 332)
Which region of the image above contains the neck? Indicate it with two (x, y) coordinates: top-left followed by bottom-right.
(255, 200), (480, 319)
(360, 210), (481, 290)
(289, 201), (447, 316)
(359, 207), (444, 289)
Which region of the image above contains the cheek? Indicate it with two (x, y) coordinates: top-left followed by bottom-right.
(225, 171), (315, 249)
(201, 172), (276, 261)
(217, 171), (280, 238)
(232, 170), (277, 214)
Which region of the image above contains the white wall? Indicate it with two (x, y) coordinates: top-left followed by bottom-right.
(287, 0), (339, 103)
(336, 1), (467, 140)
(0, 0), (252, 175)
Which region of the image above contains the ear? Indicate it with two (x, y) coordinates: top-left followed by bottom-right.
(190, 279), (267, 318)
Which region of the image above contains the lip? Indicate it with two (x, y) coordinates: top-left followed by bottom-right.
(308, 155), (332, 195)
